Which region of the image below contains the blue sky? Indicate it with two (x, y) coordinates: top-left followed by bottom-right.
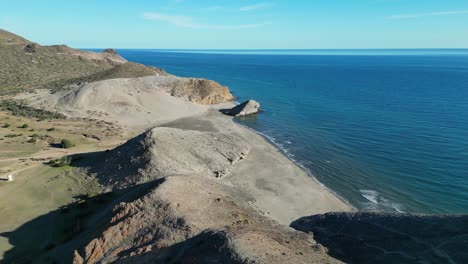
(1, 0), (468, 49)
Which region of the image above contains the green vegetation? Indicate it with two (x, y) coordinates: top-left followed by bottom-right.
(47, 127), (56, 132)
(0, 30), (116, 95)
(2, 123), (11, 128)
(4, 133), (22, 138)
(48, 156), (72, 167)
(19, 123), (29, 129)
(49, 62), (165, 92)
(61, 139), (74, 149)
(0, 100), (66, 119)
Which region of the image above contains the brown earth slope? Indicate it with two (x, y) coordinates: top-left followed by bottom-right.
(0, 29), (127, 94)
(64, 127), (342, 264)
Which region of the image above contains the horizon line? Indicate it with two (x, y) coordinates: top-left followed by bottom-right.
(81, 48), (468, 50)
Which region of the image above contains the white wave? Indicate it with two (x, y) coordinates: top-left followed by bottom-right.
(361, 190), (379, 204)
(360, 189), (405, 213)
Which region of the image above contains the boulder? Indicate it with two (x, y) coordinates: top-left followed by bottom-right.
(23, 43), (37, 53)
(225, 100), (260, 117)
(102, 48), (118, 54)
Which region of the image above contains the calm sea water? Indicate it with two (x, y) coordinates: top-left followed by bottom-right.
(115, 49), (468, 214)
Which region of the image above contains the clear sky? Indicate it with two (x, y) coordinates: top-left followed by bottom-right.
(1, 0), (468, 49)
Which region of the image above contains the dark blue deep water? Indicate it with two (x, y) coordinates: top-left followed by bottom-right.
(117, 49), (468, 213)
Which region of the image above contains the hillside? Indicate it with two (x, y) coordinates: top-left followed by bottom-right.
(0, 29), (129, 95)
(48, 62), (169, 91)
(64, 127), (341, 263)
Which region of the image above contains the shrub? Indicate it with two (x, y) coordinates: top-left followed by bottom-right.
(0, 100), (66, 119)
(2, 123), (10, 128)
(55, 156), (71, 167)
(48, 156), (72, 167)
(61, 139), (74, 149)
(4, 133), (22, 138)
(19, 124), (29, 129)
(28, 137), (37, 143)
(47, 127), (56, 132)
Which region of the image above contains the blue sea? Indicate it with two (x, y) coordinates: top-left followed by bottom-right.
(115, 49), (468, 214)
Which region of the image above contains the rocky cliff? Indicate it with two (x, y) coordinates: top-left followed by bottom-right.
(291, 212), (468, 263)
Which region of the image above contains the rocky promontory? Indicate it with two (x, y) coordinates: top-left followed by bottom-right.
(291, 212), (468, 263)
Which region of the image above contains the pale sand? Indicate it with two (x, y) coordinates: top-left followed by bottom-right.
(15, 77), (209, 130)
(17, 77), (353, 225)
(159, 106), (354, 225)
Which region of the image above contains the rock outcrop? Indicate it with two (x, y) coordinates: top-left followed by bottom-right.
(102, 48), (118, 54)
(161, 78), (235, 104)
(291, 212), (468, 264)
(23, 43), (37, 53)
(225, 100), (261, 117)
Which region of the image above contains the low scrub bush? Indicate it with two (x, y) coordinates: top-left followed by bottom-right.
(61, 139), (74, 149)
(0, 100), (66, 119)
(4, 133), (22, 138)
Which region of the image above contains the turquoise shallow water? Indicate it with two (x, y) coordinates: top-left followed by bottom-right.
(114, 49), (468, 213)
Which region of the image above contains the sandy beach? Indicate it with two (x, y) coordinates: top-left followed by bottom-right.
(160, 107), (353, 225)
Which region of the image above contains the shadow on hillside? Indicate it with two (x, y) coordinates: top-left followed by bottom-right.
(290, 212), (468, 264)
(114, 229), (243, 264)
(0, 172), (163, 264)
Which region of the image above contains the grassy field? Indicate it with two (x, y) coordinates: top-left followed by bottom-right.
(0, 165), (102, 262)
(0, 110), (124, 166)
(0, 109), (127, 262)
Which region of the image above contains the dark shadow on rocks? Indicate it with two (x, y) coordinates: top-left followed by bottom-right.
(115, 229), (246, 264)
(63, 132), (151, 190)
(290, 212), (468, 264)
(0, 179), (163, 264)
(49, 143), (64, 149)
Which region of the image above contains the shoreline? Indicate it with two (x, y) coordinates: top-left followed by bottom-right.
(160, 105), (354, 225)
(220, 99), (356, 213)
(232, 118), (357, 212)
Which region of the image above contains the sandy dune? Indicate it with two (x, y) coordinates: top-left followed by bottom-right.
(18, 76), (211, 129)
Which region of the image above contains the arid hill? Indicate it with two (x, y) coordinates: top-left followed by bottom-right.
(47, 62), (169, 91)
(62, 127), (342, 263)
(0, 29), (126, 94)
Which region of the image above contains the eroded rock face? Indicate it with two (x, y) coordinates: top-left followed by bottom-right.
(225, 100), (261, 117)
(73, 175), (342, 264)
(92, 127), (251, 190)
(161, 78), (235, 105)
(291, 212), (468, 264)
